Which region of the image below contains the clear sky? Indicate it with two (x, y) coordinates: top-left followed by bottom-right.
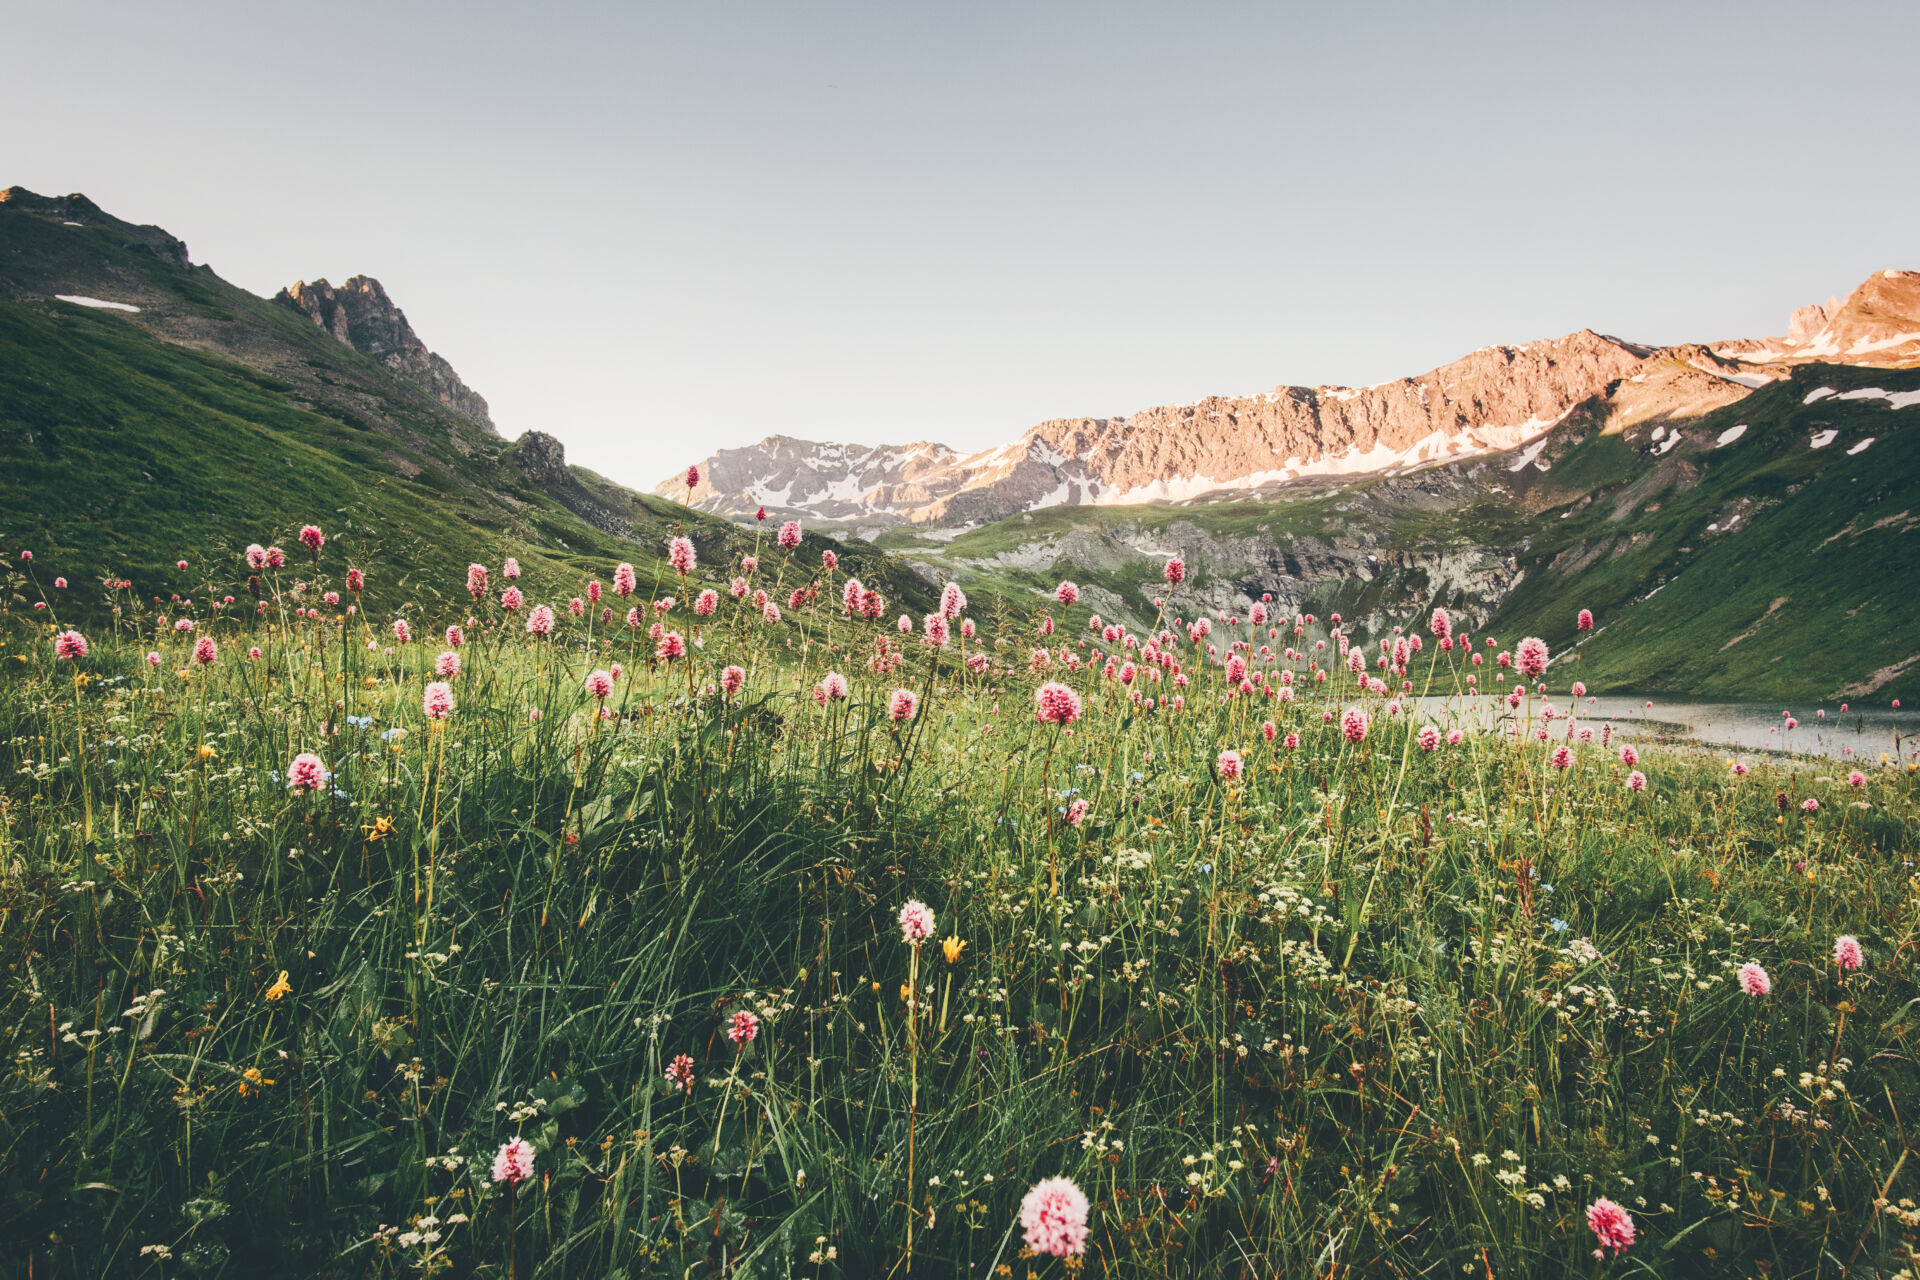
(8, 1), (1918, 489)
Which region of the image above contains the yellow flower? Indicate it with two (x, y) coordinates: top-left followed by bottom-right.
(364, 815), (395, 842)
(265, 971), (291, 1002)
(238, 1066), (275, 1097)
(364, 676), (378, 689)
(942, 936), (966, 965)
(197, 744), (216, 761)
(900, 983), (913, 1004)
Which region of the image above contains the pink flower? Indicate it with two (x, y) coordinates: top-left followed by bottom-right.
(1417, 725), (1440, 751)
(940, 582), (967, 619)
(1066, 798), (1090, 826)
(587, 579), (601, 603)
(821, 549), (838, 571)
(1445, 728), (1464, 746)
(656, 631), (686, 660)
(666, 1054), (695, 1094)
(1577, 608), (1595, 631)
(1550, 744), (1573, 770)
(500, 586), (524, 612)
(346, 567), (364, 592)
(1163, 556), (1185, 586)
(888, 689), (919, 722)
(1217, 749), (1243, 779)
(323, 591), (340, 607)
(1626, 769), (1647, 792)
(728, 1009), (760, 1044)
(528, 708), (543, 724)
(741, 555), (758, 574)
(899, 899), (936, 942)
(1619, 744), (1638, 766)
(1730, 760), (1749, 776)
(1515, 636), (1549, 677)
(492, 1137), (535, 1187)
(1848, 770), (1866, 788)
(897, 614), (914, 634)
(265, 546), (286, 569)
(1835, 935), (1864, 971)
(685, 464), (701, 490)
(1055, 581), (1080, 605)
(446, 625), (465, 648)
(1738, 962), (1771, 996)
(146, 651), (161, 666)
(527, 605), (555, 636)
(610, 562), (637, 598)
(391, 618), (412, 644)
(1571, 680), (1587, 698)
(422, 681), (455, 720)
(1261, 720), (1277, 741)
(923, 614), (949, 649)
(762, 601), (781, 625)
(1429, 607), (1450, 641)
(193, 637), (218, 666)
(777, 520), (802, 550)
(694, 588), (718, 616)
(818, 671), (849, 701)
(1801, 797), (1820, 813)
(177, 559), (189, 570)
(1586, 1197), (1634, 1253)
(175, 618), (195, 633)
(721, 665), (745, 696)
(585, 669), (613, 699)
(55, 630), (89, 661)
(568, 596), (585, 617)
(246, 543), (268, 570)
(1341, 707), (1370, 743)
(503, 557), (521, 580)
(298, 524), (325, 554)
(286, 752), (328, 793)
(668, 536), (696, 575)
(436, 650), (461, 677)
(1283, 731), (1300, 749)
(1019, 1176), (1090, 1258)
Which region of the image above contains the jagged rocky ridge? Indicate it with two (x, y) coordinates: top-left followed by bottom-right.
(663, 271), (1920, 531)
(276, 276), (493, 429)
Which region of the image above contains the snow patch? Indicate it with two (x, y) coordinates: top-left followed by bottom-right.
(1847, 437), (1876, 455)
(54, 294), (140, 312)
(1722, 371), (1771, 389)
(1656, 432), (1682, 455)
(1803, 387), (1837, 404)
(1715, 424), (1748, 447)
(1507, 438), (1551, 472)
(1809, 430), (1838, 449)
(1836, 386), (1920, 410)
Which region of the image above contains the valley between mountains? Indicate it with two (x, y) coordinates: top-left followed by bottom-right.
(4, 185), (1916, 701)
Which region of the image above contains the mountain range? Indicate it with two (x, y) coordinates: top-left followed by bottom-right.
(661, 270), (1920, 532)
(1, 186), (1915, 702)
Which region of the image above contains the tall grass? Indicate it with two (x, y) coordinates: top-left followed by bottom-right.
(3, 535), (1919, 1278)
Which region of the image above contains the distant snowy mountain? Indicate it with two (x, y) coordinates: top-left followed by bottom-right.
(662, 270), (1917, 529)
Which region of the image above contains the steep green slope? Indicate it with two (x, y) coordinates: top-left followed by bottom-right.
(1490, 368), (1920, 701)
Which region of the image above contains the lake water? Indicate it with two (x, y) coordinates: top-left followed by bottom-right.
(1413, 693), (1919, 766)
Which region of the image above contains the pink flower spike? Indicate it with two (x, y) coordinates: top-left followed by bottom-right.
(422, 681), (455, 720)
(1019, 1176), (1090, 1258)
(1586, 1197), (1633, 1253)
(1738, 962), (1772, 996)
(728, 1009), (760, 1044)
(492, 1137), (535, 1187)
(898, 899), (936, 943)
(1834, 935), (1864, 971)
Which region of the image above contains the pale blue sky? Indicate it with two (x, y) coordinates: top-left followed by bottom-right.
(8, 1), (1917, 487)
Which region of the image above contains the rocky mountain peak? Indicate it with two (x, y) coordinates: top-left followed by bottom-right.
(1714, 268), (1920, 368)
(275, 275), (494, 431)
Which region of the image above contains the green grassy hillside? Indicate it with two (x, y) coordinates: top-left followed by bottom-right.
(0, 196), (932, 623)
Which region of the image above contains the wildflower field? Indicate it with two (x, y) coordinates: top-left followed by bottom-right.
(5, 520), (1920, 1279)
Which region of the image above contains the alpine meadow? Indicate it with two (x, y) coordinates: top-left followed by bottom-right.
(7, 6), (1920, 1276)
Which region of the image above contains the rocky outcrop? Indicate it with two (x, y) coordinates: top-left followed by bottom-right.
(276, 276), (494, 430)
(1714, 269), (1920, 369)
(511, 430), (571, 487)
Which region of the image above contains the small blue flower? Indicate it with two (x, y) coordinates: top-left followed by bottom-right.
(1130, 771), (1145, 782)
(1550, 919), (1570, 934)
